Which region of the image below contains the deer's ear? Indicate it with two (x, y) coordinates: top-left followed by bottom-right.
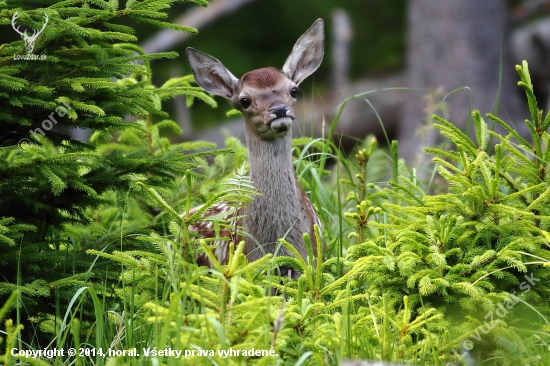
(282, 18), (324, 86)
(186, 47), (239, 99)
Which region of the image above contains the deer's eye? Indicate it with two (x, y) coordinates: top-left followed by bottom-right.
(290, 86), (298, 98)
(240, 97), (251, 109)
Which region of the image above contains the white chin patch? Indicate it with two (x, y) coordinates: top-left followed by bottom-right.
(271, 117), (292, 132)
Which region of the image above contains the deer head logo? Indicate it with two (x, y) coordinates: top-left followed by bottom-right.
(11, 11), (49, 54)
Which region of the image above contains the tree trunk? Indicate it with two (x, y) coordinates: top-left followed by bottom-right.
(400, 0), (528, 165)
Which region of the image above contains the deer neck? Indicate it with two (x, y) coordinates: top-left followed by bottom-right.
(243, 124), (306, 260)
(245, 125), (296, 196)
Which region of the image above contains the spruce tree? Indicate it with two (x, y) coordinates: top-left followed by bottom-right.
(344, 61), (550, 362)
(0, 0), (219, 341)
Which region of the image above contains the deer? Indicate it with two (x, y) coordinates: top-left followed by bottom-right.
(11, 11), (49, 54)
(185, 18), (324, 278)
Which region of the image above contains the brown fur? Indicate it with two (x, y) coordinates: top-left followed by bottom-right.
(241, 68), (285, 89)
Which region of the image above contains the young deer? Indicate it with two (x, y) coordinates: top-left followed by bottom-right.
(186, 19), (324, 276)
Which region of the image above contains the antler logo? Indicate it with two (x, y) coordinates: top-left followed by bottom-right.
(11, 11), (49, 54)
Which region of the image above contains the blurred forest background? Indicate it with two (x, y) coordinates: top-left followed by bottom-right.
(3, 0), (550, 161)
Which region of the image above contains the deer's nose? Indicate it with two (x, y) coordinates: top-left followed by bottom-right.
(268, 105), (289, 119)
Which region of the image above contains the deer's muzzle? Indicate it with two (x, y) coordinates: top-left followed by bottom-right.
(270, 117), (293, 132)
(269, 105), (290, 119)
(267, 104), (295, 132)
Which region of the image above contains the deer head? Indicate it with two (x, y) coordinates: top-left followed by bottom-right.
(186, 18), (324, 142)
(11, 11), (49, 54)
